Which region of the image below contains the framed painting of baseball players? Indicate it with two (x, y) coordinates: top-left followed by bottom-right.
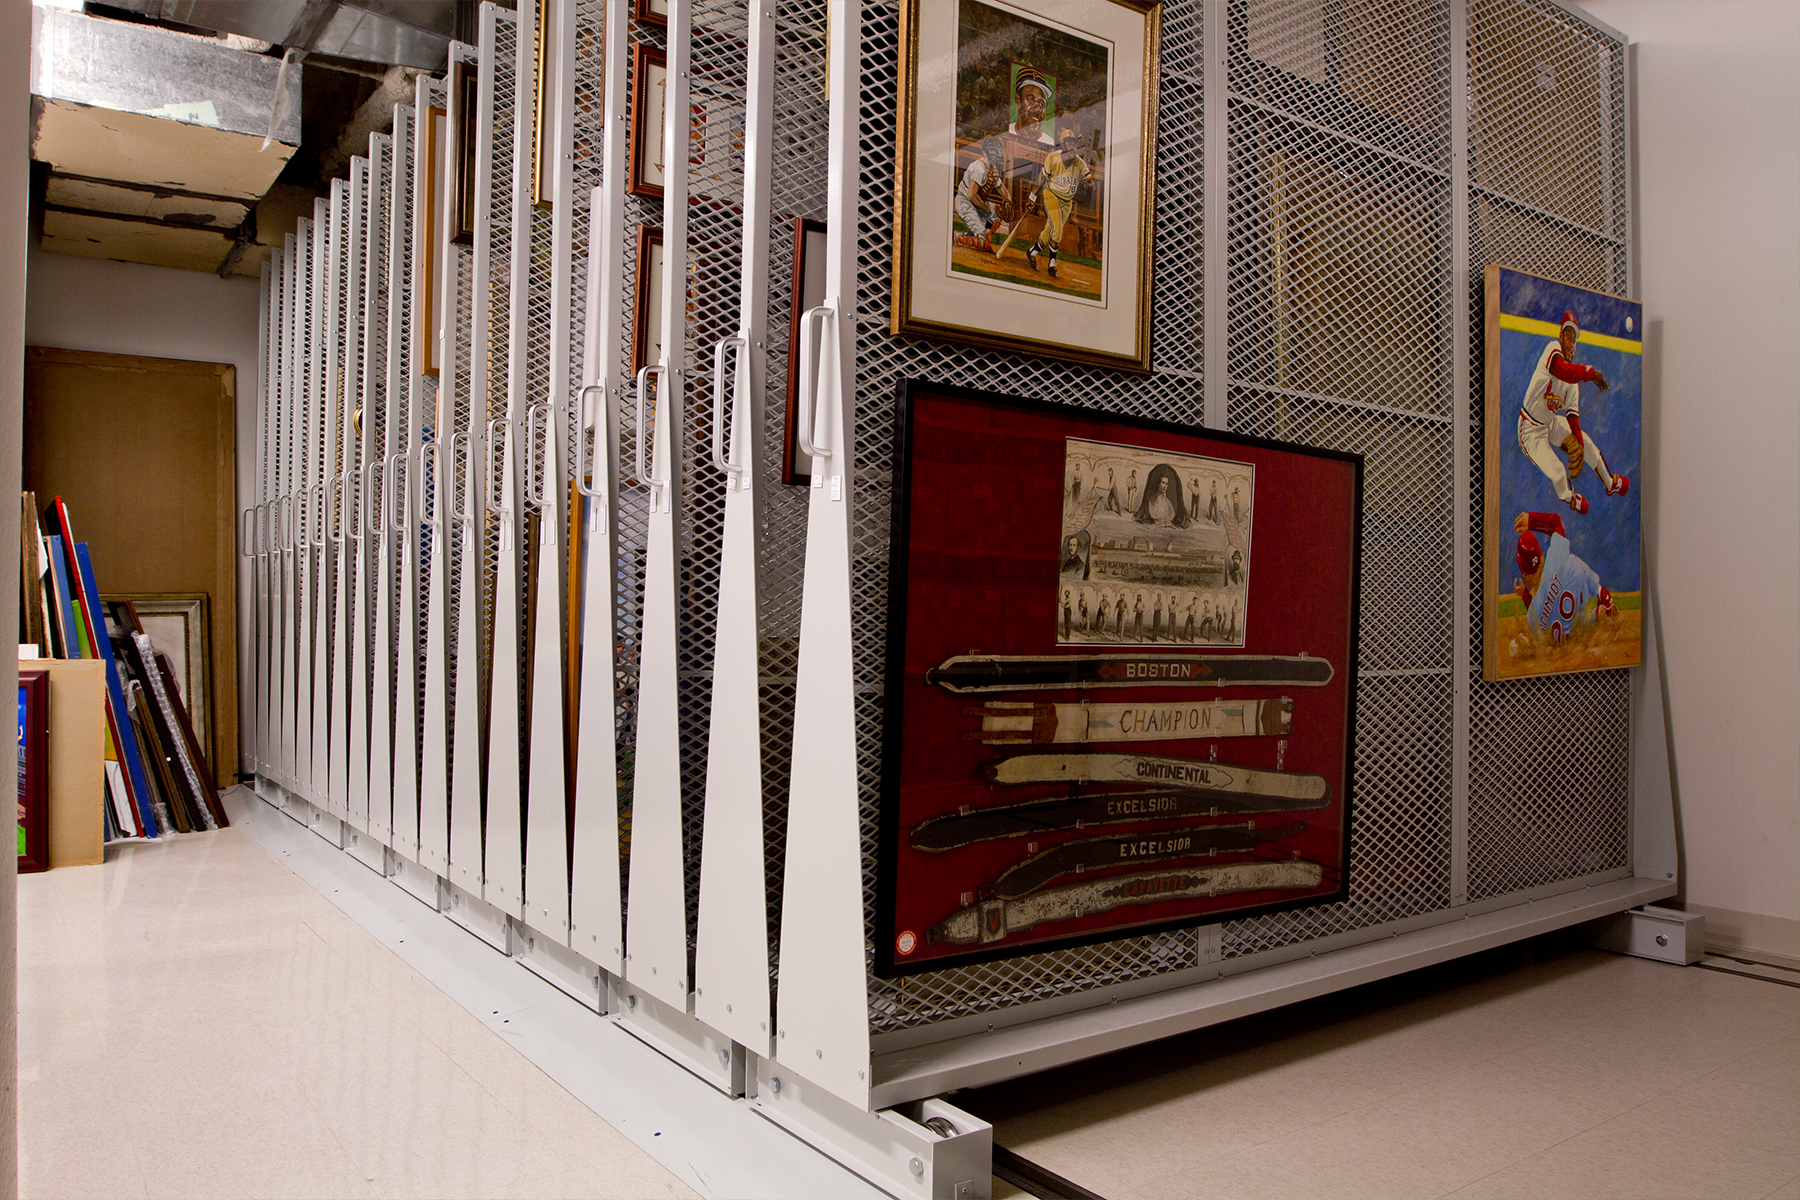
(877, 379), (1362, 976)
(892, 0), (1160, 373)
(1484, 265), (1643, 681)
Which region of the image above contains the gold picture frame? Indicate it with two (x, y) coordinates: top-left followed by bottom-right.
(892, 0), (1161, 373)
(419, 101), (446, 377)
(531, 0), (556, 211)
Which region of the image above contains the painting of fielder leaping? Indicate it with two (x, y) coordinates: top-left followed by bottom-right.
(1058, 437), (1254, 648)
(1485, 265), (1643, 679)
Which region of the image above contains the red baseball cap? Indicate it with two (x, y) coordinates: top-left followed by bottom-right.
(1560, 311), (1579, 334)
(1517, 531), (1543, 576)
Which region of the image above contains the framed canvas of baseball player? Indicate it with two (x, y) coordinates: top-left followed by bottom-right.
(877, 379), (1362, 977)
(892, 0), (1161, 373)
(1484, 265), (1643, 681)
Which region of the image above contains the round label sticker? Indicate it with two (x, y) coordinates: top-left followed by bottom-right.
(895, 930), (918, 956)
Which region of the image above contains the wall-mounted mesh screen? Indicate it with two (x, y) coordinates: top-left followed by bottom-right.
(1465, 0), (1630, 900)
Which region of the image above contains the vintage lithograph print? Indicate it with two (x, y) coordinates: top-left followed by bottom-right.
(1056, 438), (1253, 647)
(879, 382), (1361, 977)
(1484, 265), (1642, 680)
(893, 0), (1160, 371)
(947, 2), (1111, 306)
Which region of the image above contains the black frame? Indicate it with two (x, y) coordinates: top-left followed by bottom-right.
(449, 56), (479, 247)
(875, 378), (1364, 977)
(782, 217), (826, 486)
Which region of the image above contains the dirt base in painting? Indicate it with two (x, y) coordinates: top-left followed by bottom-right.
(1495, 605), (1642, 677)
(949, 236), (1103, 301)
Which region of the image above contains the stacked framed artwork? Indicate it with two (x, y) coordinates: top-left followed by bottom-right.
(878, 382), (1362, 975)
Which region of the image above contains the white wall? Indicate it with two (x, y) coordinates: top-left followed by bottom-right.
(1583, 0), (1800, 957)
(25, 246), (263, 778)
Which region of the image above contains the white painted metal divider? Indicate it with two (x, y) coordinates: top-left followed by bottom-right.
(626, 0), (699, 1015)
(693, 0), (778, 1055)
(420, 41), (477, 884)
(250, 261), (271, 777)
(348, 148), (383, 845)
(523, 0), (576, 945)
(370, 123), (405, 852)
(771, 0), (869, 1109)
(309, 189), (338, 812)
(489, 0), (537, 921)
(566, 4), (628, 977)
(388, 92), (429, 866)
(470, 2), (525, 924)
(289, 218), (315, 798)
(330, 168), (364, 825)
(396, 76), (447, 876)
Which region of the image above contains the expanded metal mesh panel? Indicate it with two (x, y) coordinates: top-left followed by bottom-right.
(757, 1), (833, 991)
(1212, 0), (1455, 962)
(855, 0), (1213, 1034)
(666, 0), (754, 961)
(413, 76), (448, 798)
(445, 240), (477, 779)
(477, 13), (522, 755)
(384, 121), (413, 757)
(1466, 0), (1630, 901)
(512, 7), (556, 793)
(363, 146), (391, 740)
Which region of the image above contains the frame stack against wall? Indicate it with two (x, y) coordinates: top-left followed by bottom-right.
(243, 2), (1675, 1194)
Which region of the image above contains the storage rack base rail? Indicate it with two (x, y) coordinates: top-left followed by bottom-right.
(240, 2), (1677, 1196)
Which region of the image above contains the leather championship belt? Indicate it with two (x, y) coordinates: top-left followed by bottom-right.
(985, 819), (1308, 899)
(983, 751), (1330, 798)
(926, 653), (1334, 693)
(928, 860), (1325, 945)
(965, 698), (1293, 744)
(910, 785), (1326, 851)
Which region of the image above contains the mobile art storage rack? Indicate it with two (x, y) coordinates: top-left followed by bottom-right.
(243, 1), (1676, 1194)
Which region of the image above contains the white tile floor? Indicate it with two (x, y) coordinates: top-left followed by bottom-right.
(19, 790), (1799, 1200)
(963, 938), (1800, 1200)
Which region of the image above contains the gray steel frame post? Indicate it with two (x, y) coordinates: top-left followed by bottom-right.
(1449, 0), (1472, 907)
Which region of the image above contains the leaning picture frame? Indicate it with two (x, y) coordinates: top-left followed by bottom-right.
(18, 668), (49, 874)
(893, 0), (1161, 372)
(634, 0), (668, 27)
(877, 379), (1361, 976)
(632, 225), (665, 378)
(104, 593), (213, 772)
(449, 55), (479, 246)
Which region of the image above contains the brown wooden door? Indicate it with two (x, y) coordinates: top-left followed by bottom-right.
(23, 346), (238, 786)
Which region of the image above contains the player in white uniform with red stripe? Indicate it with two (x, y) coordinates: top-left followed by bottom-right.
(1517, 310), (1629, 515)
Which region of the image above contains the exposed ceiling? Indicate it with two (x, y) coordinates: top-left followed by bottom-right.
(28, 1), (491, 278)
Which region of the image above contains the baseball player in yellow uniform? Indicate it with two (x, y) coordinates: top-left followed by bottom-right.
(1026, 128), (1092, 280)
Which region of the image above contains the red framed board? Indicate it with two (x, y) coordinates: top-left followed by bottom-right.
(877, 380), (1363, 975)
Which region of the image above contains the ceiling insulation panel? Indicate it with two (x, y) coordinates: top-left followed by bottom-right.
(34, 97), (297, 201)
(43, 208), (238, 273)
(46, 174), (250, 228)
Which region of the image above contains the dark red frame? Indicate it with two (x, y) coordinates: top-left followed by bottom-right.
(629, 43), (668, 200)
(876, 380), (1364, 977)
(18, 668), (49, 873)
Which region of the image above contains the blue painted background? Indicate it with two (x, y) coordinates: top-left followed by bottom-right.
(1495, 268), (1642, 594)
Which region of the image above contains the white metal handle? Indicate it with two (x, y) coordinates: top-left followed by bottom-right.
(349, 462), (371, 542)
(574, 384), (605, 500)
(635, 364), (664, 487)
(419, 441), (440, 529)
(240, 507), (257, 558)
(711, 336), (748, 477)
(448, 431), (473, 524)
(386, 451), (407, 533)
(485, 417), (510, 515)
(310, 482), (326, 548)
(280, 492), (294, 550)
(524, 403), (552, 509)
(797, 305), (833, 462)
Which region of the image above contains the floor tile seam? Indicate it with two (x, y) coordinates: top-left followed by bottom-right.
(1759, 1171), (1800, 1200)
